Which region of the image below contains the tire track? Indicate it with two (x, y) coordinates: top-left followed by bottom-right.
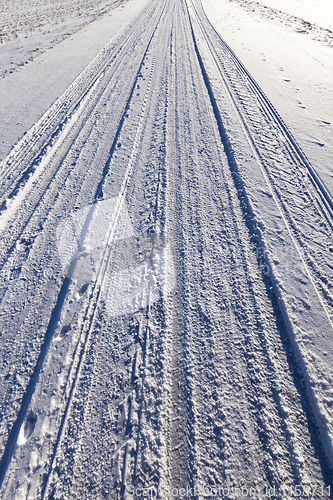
(164, 8), (189, 493)
(189, 0), (333, 323)
(0, 0), (156, 200)
(0, 0), (164, 457)
(187, 0), (333, 487)
(0, 0), (168, 492)
(0, 0), (161, 266)
(40, 7), (178, 495)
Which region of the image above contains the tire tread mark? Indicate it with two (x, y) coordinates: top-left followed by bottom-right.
(38, 4), (168, 495)
(0, 1), (165, 491)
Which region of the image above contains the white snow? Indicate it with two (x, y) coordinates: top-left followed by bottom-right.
(202, 0), (333, 197)
(0, 0), (149, 159)
(1, 0), (333, 496)
(253, 0), (333, 32)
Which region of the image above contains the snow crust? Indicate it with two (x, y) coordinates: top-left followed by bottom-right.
(202, 0), (333, 469)
(253, 0), (333, 32)
(203, 0), (333, 203)
(1, 0), (333, 496)
(0, 0), (149, 159)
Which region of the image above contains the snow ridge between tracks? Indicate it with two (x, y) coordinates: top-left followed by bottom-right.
(188, 0), (333, 469)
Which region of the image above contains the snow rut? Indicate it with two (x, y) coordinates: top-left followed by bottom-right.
(188, 0), (333, 483)
(0, 0), (333, 497)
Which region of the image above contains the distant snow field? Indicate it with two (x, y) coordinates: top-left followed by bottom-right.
(0, 0), (126, 79)
(0, 0), (123, 42)
(254, 0), (333, 32)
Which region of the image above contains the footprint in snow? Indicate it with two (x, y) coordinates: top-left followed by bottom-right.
(59, 325), (71, 338)
(24, 411), (37, 440)
(18, 410), (38, 444)
(78, 283), (89, 296)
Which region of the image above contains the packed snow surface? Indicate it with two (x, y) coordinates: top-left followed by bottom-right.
(1, 0), (333, 497)
(203, 0), (333, 199)
(253, 0), (333, 31)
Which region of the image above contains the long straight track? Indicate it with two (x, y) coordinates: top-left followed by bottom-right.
(0, 0), (333, 498)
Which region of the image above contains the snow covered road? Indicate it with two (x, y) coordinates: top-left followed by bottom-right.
(0, 0), (333, 497)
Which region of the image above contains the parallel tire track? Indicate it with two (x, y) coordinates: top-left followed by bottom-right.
(187, 0), (333, 483)
(1, 0), (333, 497)
(40, 32), (161, 498)
(189, 0), (333, 322)
(0, 1), (163, 464)
(42, 7), (178, 495)
(0, 0), (168, 492)
(0, 0), (160, 262)
(0, 0), (156, 201)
